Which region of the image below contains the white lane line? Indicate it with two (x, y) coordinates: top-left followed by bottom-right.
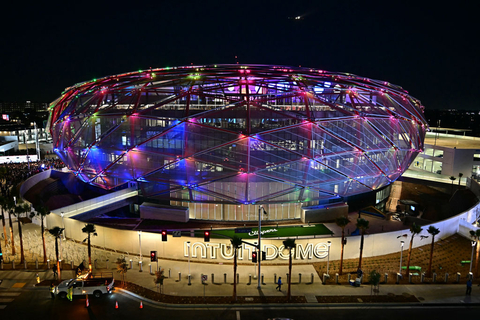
(236, 310), (240, 320)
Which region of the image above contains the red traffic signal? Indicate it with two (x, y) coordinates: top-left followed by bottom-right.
(204, 231), (210, 242)
(252, 251), (257, 263)
(150, 251), (157, 262)
(161, 230), (167, 241)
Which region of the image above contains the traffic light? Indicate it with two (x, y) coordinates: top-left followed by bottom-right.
(161, 230), (167, 241)
(252, 251), (257, 263)
(150, 251), (157, 262)
(262, 251), (266, 261)
(204, 231), (210, 242)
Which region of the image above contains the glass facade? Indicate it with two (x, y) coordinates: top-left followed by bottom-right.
(48, 64), (427, 215)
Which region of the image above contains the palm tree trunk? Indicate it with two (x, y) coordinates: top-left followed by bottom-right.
(55, 238), (61, 280)
(41, 219), (47, 263)
(88, 234), (92, 272)
(233, 248), (237, 302)
(427, 236), (435, 277)
(1, 208), (7, 247)
(476, 241), (480, 277)
(358, 232), (364, 269)
(339, 228), (345, 275)
(287, 247), (292, 302)
(405, 236), (414, 276)
(17, 219), (24, 263)
(8, 211), (14, 255)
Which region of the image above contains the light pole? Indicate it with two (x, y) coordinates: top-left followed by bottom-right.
(138, 231), (142, 271)
(399, 240), (405, 274)
(326, 241), (331, 275)
(187, 241), (191, 275)
(257, 205), (268, 289)
(470, 240), (476, 274)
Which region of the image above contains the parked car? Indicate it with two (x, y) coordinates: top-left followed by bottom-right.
(55, 272), (114, 298)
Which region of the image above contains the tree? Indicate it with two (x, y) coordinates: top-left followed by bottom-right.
(335, 216), (350, 275)
(31, 205), (50, 263)
(458, 173), (463, 186)
(426, 226), (440, 277)
(48, 226), (64, 280)
(0, 195), (9, 247)
(405, 222), (423, 277)
(356, 218), (370, 270)
(116, 257), (128, 286)
(82, 223), (97, 272)
(469, 229), (480, 276)
(154, 268), (166, 293)
(230, 236), (243, 302)
(283, 238), (296, 302)
(12, 203), (30, 263)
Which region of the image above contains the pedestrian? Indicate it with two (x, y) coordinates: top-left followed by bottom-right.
(52, 265), (58, 279)
(67, 285), (73, 301)
(276, 277), (282, 291)
(36, 273), (41, 284)
(50, 283), (55, 299)
(466, 278), (472, 295)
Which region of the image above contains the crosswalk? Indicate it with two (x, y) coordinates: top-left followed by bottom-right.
(0, 292), (21, 309)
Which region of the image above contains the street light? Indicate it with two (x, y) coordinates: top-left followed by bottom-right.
(399, 241), (405, 274)
(470, 240), (476, 274)
(326, 241), (331, 275)
(257, 205), (268, 289)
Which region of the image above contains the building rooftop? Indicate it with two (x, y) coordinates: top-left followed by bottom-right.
(424, 132), (480, 149)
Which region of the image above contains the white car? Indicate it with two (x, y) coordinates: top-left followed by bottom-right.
(56, 275), (114, 298)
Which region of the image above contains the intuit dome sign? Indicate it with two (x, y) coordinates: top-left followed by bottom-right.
(183, 241), (330, 261)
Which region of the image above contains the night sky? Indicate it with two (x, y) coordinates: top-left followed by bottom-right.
(1, 1), (478, 110)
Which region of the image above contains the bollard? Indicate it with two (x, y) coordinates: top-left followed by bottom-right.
(335, 273), (339, 284)
(261, 273), (265, 285)
(433, 272), (437, 283)
(12, 260), (15, 269)
(469, 272), (473, 280)
(408, 273), (412, 283)
(35, 258), (38, 270)
(456, 272), (461, 283)
(237, 273), (239, 284)
(274, 273), (277, 284)
(212, 273), (214, 283)
(47, 260), (50, 269)
(24, 260), (27, 269)
(139, 261), (143, 272)
(129, 259), (133, 269)
(248, 274), (252, 285)
(322, 273), (327, 284)
(178, 272), (182, 281)
(396, 273), (401, 284)
(169, 268), (171, 278)
(311, 273), (314, 283)
(224, 273), (227, 284)
(188, 274), (191, 286)
(421, 272), (425, 283)
(149, 264), (152, 274)
(384, 273), (388, 284)
(299, 273), (302, 284)
(444, 273), (449, 283)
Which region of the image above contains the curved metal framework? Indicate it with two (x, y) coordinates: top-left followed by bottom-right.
(48, 64), (427, 208)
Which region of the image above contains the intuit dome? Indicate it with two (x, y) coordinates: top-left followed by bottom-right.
(48, 64), (427, 221)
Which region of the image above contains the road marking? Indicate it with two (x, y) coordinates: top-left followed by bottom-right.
(236, 310), (240, 320)
(12, 283), (26, 288)
(0, 299), (14, 303)
(0, 293), (21, 296)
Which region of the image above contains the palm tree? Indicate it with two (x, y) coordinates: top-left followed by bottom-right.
(82, 223), (97, 272)
(0, 195), (9, 247)
(48, 226), (64, 280)
(426, 226), (440, 277)
(356, 218), (370, 270)
(283, 238), (296, 302)
(405, 222), (423, 276)
(5, 199), (16, 255)
(13, 203), (30, 263)
(335, 216), (350, 275)
(469, 229), (480, 276)
(31, 205), (50, 263)
(230, 236), (243, 302)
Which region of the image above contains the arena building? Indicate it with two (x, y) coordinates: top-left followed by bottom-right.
(47, 64), (427, 222)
